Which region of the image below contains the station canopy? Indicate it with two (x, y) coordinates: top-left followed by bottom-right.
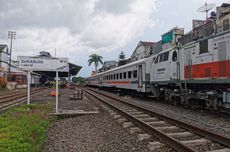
(32, 51), (82, 78)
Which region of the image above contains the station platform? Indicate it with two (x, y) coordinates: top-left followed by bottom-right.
(31, 88), (99, 116)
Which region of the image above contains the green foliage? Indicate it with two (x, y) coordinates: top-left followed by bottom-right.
(0, 103), (52, 152)
(72, 77), (85, 84)
(88, 54), (103, 72)
(119, 51), (126, 60)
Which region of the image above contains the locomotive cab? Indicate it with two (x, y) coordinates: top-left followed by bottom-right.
(151, 47), (179, 84)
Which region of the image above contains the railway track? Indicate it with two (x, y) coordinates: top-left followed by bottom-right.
(0, 88), (48, 112)
(85, 88), (230, 152)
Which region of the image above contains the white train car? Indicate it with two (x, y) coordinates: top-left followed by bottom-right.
(149, 30), (230, 109)
(87, 55), (156, 93)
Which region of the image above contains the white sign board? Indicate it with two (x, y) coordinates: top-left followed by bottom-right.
(18, 56), (69, 72)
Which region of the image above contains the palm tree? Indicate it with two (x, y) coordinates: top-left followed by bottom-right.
(88, 54), (103, 73)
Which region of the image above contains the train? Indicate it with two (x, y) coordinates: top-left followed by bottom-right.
(86, 3), (230, 110)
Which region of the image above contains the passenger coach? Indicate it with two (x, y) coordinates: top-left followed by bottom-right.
(86, 55), (156, 94)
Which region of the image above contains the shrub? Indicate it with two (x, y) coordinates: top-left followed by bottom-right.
(0, 77), (7, 88)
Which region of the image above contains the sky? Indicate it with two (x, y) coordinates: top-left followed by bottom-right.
(0, 0), (228, 77)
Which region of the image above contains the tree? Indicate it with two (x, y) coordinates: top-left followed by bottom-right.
(119, 51), (126, 60)
(88, 54), (103, 72)
(118, 51), (126, 66)
(72, 77), (85, 84)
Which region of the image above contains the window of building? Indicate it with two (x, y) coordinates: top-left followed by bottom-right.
(116, 74), (119, 79)
(199, 39), (208, 54)
(120, 73), (122, 79)
(128, 71), (132, 78)
(172, 51), (177, 62)
(123, 72), (127, 79)
(133, 70), (137, 78)
(223, 19), (230, 31)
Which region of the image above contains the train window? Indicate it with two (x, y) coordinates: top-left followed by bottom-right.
(123, 72), (127, 79)
(133, 70), (137, 78)
(120, 73), (122, 79)
(154, 55), (160, 63)
(159, 53), (164, 62)
(199, 39), (208, 54)
(172, 51), (177, 62)
(117, 74), (119, 79)
(128, 71), (132, 78)
(163, 52), (169, 61)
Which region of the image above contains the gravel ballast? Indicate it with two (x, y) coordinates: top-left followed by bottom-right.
(43, 112), (151, 152)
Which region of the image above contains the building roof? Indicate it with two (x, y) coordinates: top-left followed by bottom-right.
(131, 41), (155, 57)
(0, 45), (8, 53)
(140, 41), (155, 47)
(221, 3), (230, 7)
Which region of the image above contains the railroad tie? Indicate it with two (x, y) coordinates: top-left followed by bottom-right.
(140, 117), (159, 122)
(181, 138), (212, 146)
(129, 127), (142, 134)
(147, 141), (165, 151)
(166, 131), (194, 138)
(137, 133), (151, 141)
(207, 148), (230, 152)
(123, 122), (134, 128)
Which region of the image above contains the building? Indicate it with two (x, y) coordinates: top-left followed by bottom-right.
(0, 45), (9, 78)
(216, 3), (230, 32)
(161, 27), (184, 50)
(98, 60), (118, 73)
(131, 41), (155, 62)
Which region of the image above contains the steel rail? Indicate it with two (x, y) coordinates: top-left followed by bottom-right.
(0, 88), (48, 112)
(0, 88), (46, 103)
(87, 88), (230, 149)
(85, 89), (197, 152)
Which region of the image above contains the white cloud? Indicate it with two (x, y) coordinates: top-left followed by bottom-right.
(0, 0), (156, 53)
(0, 0), (157, 77)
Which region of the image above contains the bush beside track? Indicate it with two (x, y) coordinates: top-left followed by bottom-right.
(0, 103), (53, 152)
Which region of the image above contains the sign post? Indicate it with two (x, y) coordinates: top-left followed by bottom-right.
(18, 56), (69, 113)
(27, 71), (31, 104)
(56, 71), (59, 113)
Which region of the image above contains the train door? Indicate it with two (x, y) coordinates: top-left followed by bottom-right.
(184, 48), (192, 79)
(218, 41), (227, 77)
(170, 50), (179, 80)
(138, 64), (143, 88)
(156, 51), (170, 81)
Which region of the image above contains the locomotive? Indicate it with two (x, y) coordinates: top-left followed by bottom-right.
(86, 3), (230, 110)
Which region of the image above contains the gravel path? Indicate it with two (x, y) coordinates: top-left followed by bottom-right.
(43, 112), (151, 152)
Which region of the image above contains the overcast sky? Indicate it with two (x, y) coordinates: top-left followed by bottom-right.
(0, 0), (228, 77)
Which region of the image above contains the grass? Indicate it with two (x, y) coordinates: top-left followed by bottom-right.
(0, 103), (53, 152)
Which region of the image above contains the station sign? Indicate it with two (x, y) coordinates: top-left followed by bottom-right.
(17, 56), (69, 72)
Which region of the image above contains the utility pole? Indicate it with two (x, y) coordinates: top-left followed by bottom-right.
(8, 31), (16, 80)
